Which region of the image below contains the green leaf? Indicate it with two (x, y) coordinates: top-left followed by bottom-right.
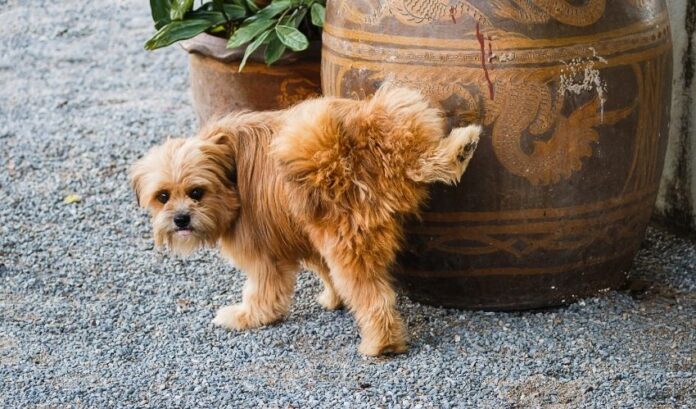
(275, 25), (308, 51)
(245, 0), (260, 12)
(227, 18), (275, 48)
(186, 10), (227, 25)
(239, 29), (272, 71)
(222, 4), (247, 19)
(198, 1), (216, 11)
(264, 33), (287, 65)
(212, 0), (224, 10)
(310, 3), (325, 27)
(145, 19), (213, 50)
(150, 0), (172, 29)
(170, 0), (194, 20)
(256, 0), (291, 19)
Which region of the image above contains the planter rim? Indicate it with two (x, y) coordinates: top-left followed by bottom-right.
(180, 32), (321, 64)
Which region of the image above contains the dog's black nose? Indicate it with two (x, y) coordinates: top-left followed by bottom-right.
(174, 213), (191, 228)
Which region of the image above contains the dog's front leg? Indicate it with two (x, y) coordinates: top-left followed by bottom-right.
(212, 259), (297, 330)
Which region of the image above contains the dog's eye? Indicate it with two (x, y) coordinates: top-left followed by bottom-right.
(156, 191), (169, 204)
(188, 188), (204, 201)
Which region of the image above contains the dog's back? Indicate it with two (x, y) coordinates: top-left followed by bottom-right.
(270, 86), (480, 230)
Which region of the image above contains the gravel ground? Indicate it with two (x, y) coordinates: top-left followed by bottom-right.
(1, 1), (695, 408)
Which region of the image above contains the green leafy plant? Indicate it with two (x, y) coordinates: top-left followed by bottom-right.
(145, 0), (325, 71)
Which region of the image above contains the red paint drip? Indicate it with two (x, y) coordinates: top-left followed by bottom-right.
(476, 23), (494, 100)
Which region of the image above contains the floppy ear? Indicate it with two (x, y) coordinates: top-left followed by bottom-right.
(129, 157), (149, 208)
(202, 130), (233, 147)
(198, 114), (240, 148)
(198, 132), (238, 188)
(198, 115), (245, 186)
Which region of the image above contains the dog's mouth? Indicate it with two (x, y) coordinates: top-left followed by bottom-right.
(175, 227), (194, 237)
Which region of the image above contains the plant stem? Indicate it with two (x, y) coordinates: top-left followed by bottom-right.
(303, 12), (313, 38)
(275, 7), (293, 27)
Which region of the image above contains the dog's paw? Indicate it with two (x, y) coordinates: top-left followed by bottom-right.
(212, 304), (257, 330)
(358, 338), (408, 357)
(451, 124), (481, 163)
(317, 288), (343, 311)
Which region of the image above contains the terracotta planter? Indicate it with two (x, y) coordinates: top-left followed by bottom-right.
(322, 1), (673, 309)
(182, 33), (321, 125)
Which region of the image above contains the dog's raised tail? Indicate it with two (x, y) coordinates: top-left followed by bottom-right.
(407, 124), (481, 185)
(270, 88), (482, 224)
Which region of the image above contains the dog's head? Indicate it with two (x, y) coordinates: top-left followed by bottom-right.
(130, 135), (239, 256)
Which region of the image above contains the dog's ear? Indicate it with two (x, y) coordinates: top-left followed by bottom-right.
(198, 132), (238, 188)
(129, 158), (147, 208)
(198, 115), (239, 148)
(198, 116), (243, 187)
(203, 130), (233, 147)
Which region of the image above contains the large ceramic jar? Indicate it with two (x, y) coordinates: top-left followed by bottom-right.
(322, 0), (673, 309)
(182, 33), (321, 125)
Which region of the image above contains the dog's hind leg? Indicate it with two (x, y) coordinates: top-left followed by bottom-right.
(212, 258), (297, 330)
(407, 124), (482, 185)
(325, 255), (407, 356)
(316, 226), (408, 356)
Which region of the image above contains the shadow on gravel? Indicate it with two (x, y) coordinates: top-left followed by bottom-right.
(625, 276), (695, 306)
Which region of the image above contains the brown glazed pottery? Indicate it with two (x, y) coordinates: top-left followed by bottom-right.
(181, 33), (321, 125)
(322, 0), (673, 309)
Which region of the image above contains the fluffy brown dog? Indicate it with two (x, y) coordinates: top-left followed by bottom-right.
(131, 87), (481, 356)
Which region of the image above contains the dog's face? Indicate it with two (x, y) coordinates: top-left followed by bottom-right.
(130, 137), (239, 255)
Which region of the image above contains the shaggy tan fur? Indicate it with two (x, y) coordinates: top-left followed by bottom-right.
(131, 86), (481, 356)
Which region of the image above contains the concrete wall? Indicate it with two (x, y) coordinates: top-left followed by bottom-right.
(656, 0), (696, 231)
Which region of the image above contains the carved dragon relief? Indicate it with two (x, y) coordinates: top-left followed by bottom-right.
(360, 66), (634, 185)
(336, 0), (490, 26)
(338, 0), (608, 27)
(486, 77), (633, 185)
(490, 0), (606, 27)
